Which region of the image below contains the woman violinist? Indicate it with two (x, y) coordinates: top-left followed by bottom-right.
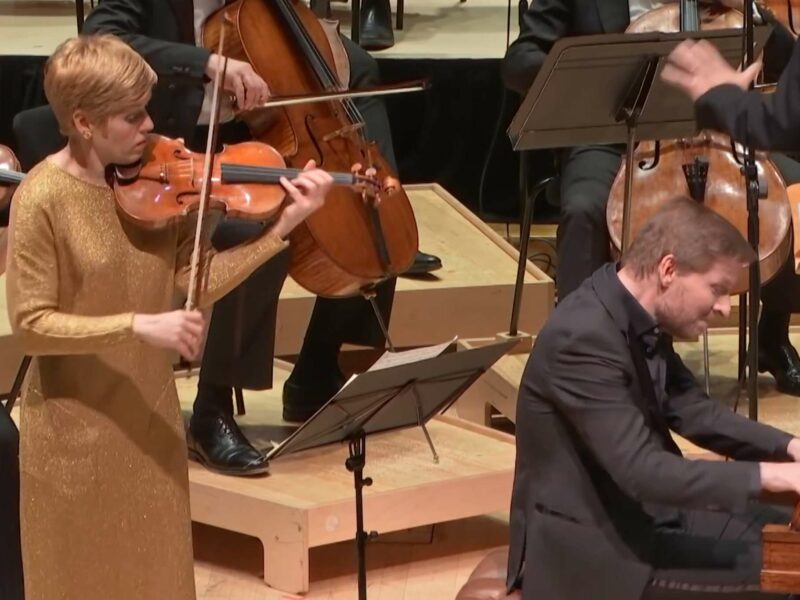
(6, 34), (331, 599)
(73, 0), (439, 477)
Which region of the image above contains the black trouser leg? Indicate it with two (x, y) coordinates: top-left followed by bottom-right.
(192, 220), (290, 419)
(761, 153), (800, 316)
(555, 144), (623, 301)
(0, 410), (23, 600)
(642, 504), (791, 599)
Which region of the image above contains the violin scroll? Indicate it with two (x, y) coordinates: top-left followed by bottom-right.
(0, 144), (21, 211)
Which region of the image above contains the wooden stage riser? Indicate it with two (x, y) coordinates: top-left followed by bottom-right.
(190, 469), (512, 593)
(276, 285), (551, 355)
(187, 414), (516, 595)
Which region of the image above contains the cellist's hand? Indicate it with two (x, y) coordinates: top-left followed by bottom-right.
(271, 160), (333, 239)
(205, 55), (271, 112)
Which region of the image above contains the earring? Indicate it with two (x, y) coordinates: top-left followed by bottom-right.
(83, 131), (91, 140)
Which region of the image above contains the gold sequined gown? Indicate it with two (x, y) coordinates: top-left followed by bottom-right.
(6, 160), (287, 600)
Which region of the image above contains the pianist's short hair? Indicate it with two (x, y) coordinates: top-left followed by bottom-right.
(44, 34), (156, 136)
(621, 196), (756, 278)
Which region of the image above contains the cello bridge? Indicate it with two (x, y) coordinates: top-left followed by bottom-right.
(322, 122), (365, 143)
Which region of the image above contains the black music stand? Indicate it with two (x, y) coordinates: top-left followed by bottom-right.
(1, 356), (30, 415)
(266, 338), (516, 600)
(506, 27), (772, 417)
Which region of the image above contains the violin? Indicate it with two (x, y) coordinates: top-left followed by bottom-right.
(202, 0), (419, 298)
(111, 134), (392, 229)
(0, 144), (22, 211)
(606, 0), (792, 293)
(0, 145), (22, 277)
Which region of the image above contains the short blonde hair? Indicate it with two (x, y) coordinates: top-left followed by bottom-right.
(622, 196), (756, 278)
(44, 34), (157, 136)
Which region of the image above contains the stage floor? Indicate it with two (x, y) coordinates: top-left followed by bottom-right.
(0, 0), (519, 59)
(8, 329), (800, 598)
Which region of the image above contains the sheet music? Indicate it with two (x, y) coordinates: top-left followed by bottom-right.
(367, 337), (457, 372)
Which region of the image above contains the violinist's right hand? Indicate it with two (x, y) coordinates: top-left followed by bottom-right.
(271, 160), (333, 240)
(133, 309), (205, 361)
(205, 54), (271, 112)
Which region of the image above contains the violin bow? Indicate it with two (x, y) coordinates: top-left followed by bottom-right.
(185, 21), (228, 311)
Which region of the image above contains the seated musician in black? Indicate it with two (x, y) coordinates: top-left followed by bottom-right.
(0, 167), (22, 600)
(79, 0), (441, 475)
(502, 0), (800, 397)
(0, 410), (23, 600)
(510, 197), (800, 600)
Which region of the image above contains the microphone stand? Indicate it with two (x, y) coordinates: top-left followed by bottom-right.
(742, 0), (762, 420)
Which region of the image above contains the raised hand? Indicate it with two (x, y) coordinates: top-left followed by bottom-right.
(661, 39), (762, 101)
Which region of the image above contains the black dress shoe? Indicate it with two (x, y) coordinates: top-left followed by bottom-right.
(282, 372), (345, 423)
(188, 414), (270, 476)
(759, 342), (800, 397)
(359, 0), (394, 50)
(402, 250), (443, 276)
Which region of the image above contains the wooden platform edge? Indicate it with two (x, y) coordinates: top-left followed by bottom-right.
(404, 183), (553, 284)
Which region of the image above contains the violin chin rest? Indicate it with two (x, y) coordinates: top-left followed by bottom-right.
(114, 163), (141, 183)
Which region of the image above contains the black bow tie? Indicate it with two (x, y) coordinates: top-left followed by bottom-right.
(640, 328), (669, 358)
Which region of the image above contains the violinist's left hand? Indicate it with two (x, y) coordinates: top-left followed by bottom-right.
(271, 160), (333, 239)
(661, 39), (762, 101)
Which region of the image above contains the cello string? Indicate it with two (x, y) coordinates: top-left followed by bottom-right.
(274, 0), (367, 129)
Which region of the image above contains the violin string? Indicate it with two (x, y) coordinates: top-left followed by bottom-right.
(221, 163), (355, 184)
(0, 170), (24, 184)
(163, 161), (334, 178)
(159, 161), (357, 185)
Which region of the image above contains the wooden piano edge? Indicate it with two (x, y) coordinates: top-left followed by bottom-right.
(762, 523), (800, 593)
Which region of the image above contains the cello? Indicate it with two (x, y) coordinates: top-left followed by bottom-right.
(202, 1), (419, 298)
(606, 0), (793, 294)
(759, 0), (800, 37)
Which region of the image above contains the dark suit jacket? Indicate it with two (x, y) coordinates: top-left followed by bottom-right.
(695, 33), (800, 152)
(502, 0), (630, 95)
(82, 0), (211, 140)
(508, 263), (793, 600)
(502, 0), (794, 96)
